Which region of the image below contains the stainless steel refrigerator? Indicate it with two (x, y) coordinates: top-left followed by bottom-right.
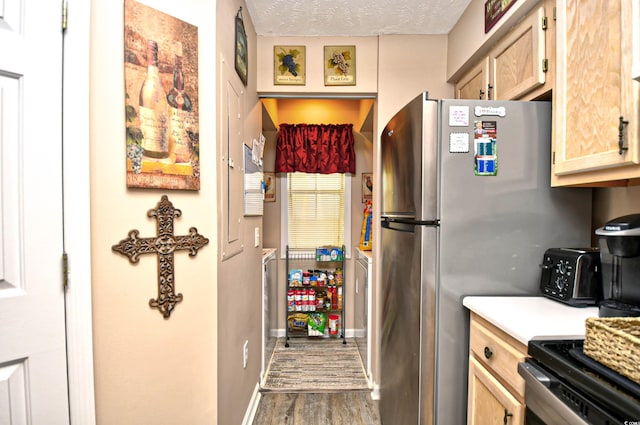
(379, 93), (592, 425)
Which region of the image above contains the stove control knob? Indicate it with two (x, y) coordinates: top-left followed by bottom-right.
(555, 277), (566, 290)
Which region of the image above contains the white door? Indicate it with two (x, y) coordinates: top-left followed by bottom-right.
(0, 0), (70, 423)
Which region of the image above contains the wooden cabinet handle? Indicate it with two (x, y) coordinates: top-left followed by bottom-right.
(503, 408), (513, 424)
(483, 346), (493, 359)
(619, 116), (629, 155)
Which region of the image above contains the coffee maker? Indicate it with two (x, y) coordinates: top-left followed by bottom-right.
(595, 214), (640, 317)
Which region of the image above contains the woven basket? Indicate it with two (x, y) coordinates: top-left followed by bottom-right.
(583, 317), (640, 384)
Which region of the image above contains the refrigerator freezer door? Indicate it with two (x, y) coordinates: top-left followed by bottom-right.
(381, 93), (438, 221)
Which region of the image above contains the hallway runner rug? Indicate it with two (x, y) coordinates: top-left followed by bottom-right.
(261, 337), (370, 393)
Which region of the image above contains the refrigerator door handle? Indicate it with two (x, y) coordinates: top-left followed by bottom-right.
(381, 220), (414, 232)
(381, 216), (440, 232)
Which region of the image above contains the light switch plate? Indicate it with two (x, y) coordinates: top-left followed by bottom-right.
(243, 340), (249, 368)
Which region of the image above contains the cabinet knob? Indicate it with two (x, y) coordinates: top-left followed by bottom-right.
(483, 346), (493, 359)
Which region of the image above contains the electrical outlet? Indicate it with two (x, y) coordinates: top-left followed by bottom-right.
(254, 227), (260, 247)
(243, 340), (249, 368)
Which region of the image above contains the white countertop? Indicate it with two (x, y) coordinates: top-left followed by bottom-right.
(463, 296), (599, 345)
(262, 248), (276, 263)
(355, 247), (373, 262)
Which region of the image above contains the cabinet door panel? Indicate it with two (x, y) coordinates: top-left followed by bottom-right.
(455, 58), (490, 100)
(554, 0), (639, 176)
(467, 356), (524, 425)
(490, 7), (546, 100)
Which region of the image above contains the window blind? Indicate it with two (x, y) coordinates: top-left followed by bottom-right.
(287, 172), (345, 249)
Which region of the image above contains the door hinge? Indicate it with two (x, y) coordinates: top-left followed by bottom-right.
(553, 7), (557, 21)
(542, 16), (548, 31)
(552, 151), (555, 165)
(62, 1), (68, 32)
(62, 252), (69, 289)
(542, 58), (549, 73)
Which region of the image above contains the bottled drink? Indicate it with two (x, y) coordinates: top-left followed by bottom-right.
(139, 39), (169, 159)
(166, 41), (194, 163)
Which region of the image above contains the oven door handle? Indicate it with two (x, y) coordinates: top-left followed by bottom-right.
(518, 361), (588, 425)
(518, 361), (552, 387)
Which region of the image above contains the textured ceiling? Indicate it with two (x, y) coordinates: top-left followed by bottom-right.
(245, 0), (473, 36)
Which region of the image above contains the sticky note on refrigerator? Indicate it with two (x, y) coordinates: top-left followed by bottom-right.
(449, 132), (470, 153)
(449, 106), (469, 126)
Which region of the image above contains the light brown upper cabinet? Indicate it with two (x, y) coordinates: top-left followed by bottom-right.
(490, 6), (548, 100)
(455, 58), (490, 100)
(552, 0), (640, 186)
(455, 5), (550, 101)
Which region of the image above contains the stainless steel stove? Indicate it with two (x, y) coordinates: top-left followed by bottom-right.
(518, 339), (640, 424)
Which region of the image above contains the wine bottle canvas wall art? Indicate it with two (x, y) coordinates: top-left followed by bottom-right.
(124, 0), (200, 190)
(274, 46), (306, 85)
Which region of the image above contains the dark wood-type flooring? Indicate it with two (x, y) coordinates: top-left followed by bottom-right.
(252, 391), (381, 425)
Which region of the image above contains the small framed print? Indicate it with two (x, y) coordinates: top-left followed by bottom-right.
(274, 46), (305, 85)
(362, 173), (372, 202)
(234, 8), (248, 86)
(263, 172), (275, 202)
(324, 45), (356, 86)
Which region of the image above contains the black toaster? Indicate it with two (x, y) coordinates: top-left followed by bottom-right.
(539, 248), (602, 307)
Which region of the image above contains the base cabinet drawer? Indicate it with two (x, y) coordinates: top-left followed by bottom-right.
(469, 317), (527, 397)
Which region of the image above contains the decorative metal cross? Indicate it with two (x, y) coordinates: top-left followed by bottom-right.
(112, 195), (209, 318)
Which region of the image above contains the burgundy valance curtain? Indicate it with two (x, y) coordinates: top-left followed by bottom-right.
(275, 123), (356, 174)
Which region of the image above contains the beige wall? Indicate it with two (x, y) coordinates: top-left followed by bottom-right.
(215, 0), (264, 424)
(377, 35), (452, 128)
(90, 0), (220, 424)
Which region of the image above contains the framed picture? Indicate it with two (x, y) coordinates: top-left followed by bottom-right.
(362, 173), (372, 203)
(263, 172), (276, 202)
(274, 46), (305, 85)
(484, 0), (517, 33)
(324, 45), (356, 86)
(124, 0), (200, 190)
(235, 8), (248, 86)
